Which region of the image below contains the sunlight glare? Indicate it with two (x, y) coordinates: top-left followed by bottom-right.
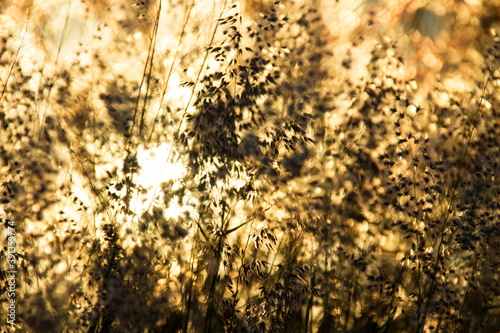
(131, 143), (190, 220)
(136, 143), (186, 189)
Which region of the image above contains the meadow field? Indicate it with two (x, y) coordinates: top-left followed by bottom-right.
(1, 0), (499, 332)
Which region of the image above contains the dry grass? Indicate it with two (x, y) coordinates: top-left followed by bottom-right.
(1, 0), (499, 332)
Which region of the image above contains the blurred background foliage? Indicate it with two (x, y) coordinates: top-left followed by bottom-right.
(0, 0), (499, 332)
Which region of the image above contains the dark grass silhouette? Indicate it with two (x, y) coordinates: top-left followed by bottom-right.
(0, 0), (499, 332)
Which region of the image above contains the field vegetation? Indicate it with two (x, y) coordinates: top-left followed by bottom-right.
(1, 0), (499, 332)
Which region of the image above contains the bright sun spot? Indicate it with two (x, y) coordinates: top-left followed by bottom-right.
(129, 142), (194, 221)
(136, 142), (186, 189)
